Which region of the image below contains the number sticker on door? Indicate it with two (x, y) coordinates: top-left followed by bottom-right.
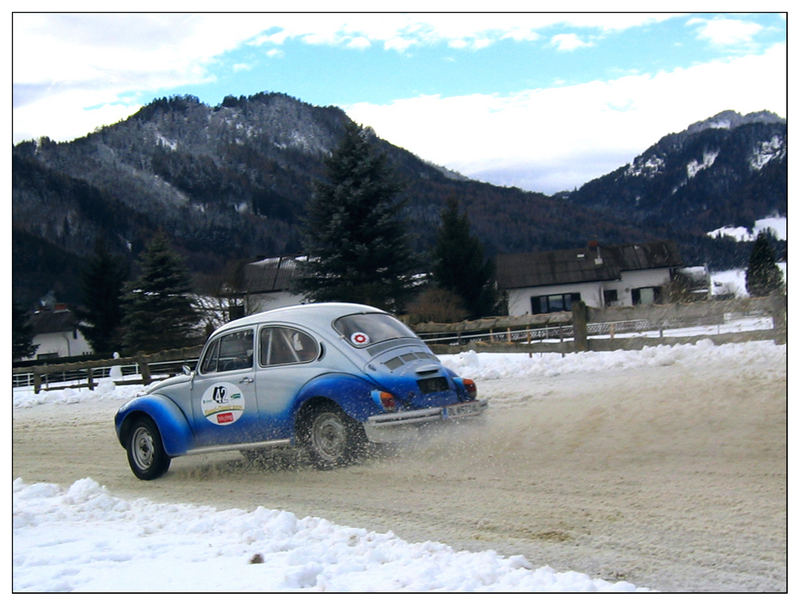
(201, 382), (245, 425)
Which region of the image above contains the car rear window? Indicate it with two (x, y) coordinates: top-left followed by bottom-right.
(333, 313), (417, 348)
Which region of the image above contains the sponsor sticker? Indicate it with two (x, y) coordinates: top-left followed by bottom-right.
(216, 412), (235, 424)
(351, 332), (370, 346)
(201, 382), (245, 425)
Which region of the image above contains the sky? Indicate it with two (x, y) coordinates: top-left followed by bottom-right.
(10, 4), (789, 194)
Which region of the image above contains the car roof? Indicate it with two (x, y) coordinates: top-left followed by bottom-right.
(209, 302), (388, 338)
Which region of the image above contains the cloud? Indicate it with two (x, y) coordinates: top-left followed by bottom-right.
(11, 12), (686, 143)
(550, 33), (593, 51)
(688, 16), (764, 47)
(347, 36), (372, 50)
(12, 13), (279, 140)
(345, 43), (786, 193)
(246, 13), (680, 54)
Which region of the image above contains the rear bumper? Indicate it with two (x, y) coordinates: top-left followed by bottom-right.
(363, 399), (488, 443)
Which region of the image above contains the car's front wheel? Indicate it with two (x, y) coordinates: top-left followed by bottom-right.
(126, 417), (171, 480)
(303, 404), (365, 469)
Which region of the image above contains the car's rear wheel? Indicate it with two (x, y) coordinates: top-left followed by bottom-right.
(303, 404), (365, 469)
(126, 417), (171, 480)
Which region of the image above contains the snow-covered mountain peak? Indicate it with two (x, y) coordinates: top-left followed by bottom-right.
(686, 110), (785, 136)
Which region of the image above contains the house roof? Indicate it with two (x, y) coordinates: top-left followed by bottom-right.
(242, 256), (303, 294)
(31, 308), (79, 335)
(495, 241), (682, 289)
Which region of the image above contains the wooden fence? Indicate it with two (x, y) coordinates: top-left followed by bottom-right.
(13, 295), (786, 393)
(13, 346), (203, 394)
(413, 294), (786, 355)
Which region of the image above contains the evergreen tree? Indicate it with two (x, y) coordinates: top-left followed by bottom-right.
(12, 302), (38, 360)
(745, 231), (784, 297)
(77, 240), (128, 354)
(294, 123), (416, 312)
(431, 196), (496, 318)
(120, 233), (200, 354)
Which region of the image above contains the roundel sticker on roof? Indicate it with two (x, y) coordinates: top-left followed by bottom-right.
(350, 332), (370, 346)
(201, 382), (245, 426)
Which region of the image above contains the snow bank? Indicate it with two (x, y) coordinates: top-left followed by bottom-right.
(13, 340), (784, 411)
(439, 339), (784, 381)
(12, 478), (648, 592)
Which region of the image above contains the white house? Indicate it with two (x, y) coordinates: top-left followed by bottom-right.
(495, 241), (684, 316)
(28, 305), (93, 360)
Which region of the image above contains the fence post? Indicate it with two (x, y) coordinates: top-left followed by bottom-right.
(87, 367), (94, 390)
(769, 293), (787, 344)
(33, 368), (42, 394)
(138, 356), (152, 385)
(572, 301), (588, 352)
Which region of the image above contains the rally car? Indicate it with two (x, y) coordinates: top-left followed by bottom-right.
(114, 302), (488, 479)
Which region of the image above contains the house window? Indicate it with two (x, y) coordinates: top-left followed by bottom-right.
(632, 287), (661, 305)
(603, 290), (618, 306)
(531, 292), (581, 314)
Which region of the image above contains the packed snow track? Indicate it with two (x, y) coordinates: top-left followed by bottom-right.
(13, 342), (786, 592)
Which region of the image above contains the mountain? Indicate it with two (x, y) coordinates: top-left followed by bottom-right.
(11, 92), (650, 307)
(11, 96), (786, 308)
(562, 110), (786, 263)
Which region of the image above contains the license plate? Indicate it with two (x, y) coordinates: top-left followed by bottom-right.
(443, 402), (482, 419)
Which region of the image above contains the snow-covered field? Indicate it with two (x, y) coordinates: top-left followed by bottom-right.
(707, 215), (786, 242)
(13, 333), (787, 593)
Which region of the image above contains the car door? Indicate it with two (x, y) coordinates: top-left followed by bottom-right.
(190, 327), (266, 447)
(254, 325), (323, 438)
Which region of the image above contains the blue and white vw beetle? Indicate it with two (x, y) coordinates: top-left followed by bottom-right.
(115, 303), (488, 479)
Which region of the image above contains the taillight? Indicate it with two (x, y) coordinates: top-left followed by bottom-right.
(373, 390), (398, 412)
(463, 379), (477, 399)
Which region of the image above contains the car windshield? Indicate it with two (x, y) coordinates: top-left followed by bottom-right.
(333, 313), (417, 348)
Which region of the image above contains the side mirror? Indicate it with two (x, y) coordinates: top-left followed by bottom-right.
(182, 364), (192, 376)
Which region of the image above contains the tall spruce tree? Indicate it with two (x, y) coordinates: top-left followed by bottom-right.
(431, 196), (496, 318)
(77, 240), (128, 354)
(120, 233), (200, 354)
(745, 231), (784, 297)
(294, 123), (416, 312)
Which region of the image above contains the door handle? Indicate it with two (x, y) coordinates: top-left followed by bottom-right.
(239, 376), (254, 384)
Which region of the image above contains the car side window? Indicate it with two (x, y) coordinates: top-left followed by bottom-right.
(259, 327), (318, 366)
(200, 329), (254, 374)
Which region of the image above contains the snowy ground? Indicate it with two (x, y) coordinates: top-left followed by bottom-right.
(13, 328), (787, 592)
(12, 476), (645, 592)
(13, 358), (659, 593)
(707, 216), (786, 242)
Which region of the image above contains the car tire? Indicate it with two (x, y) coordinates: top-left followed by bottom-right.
(303, 404), (365, 469)
(126, 417), (171, 480)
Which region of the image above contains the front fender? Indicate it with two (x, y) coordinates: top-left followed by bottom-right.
(293, 373), (382, 423)
(114, 394), (194, 457)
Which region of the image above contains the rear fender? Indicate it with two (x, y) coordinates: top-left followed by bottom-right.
(293, 373), (382, 423)
(114, 394), (193, 457)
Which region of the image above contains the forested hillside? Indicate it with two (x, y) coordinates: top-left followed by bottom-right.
(11, 95), (785, 307)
